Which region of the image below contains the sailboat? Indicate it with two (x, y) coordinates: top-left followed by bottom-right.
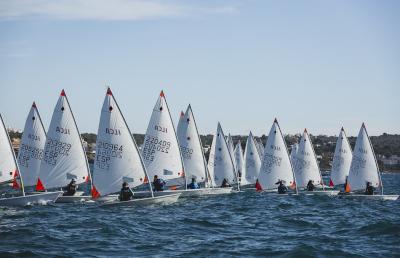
(92, 88), (180, 206)
(290, 143), (299, 162)
(257, 119), (297, 194)
(292, 129), (339, 196)
(255, 138), (264, 159)
(17, 102), (46, 188)
(176, 105), (232, 196)
(329, 127), (352, 188)
(0, 113), (61, 206)
(227, 134), (236, 172)
(233, 139), (244, 184)
(242, 131), (261, 187)
(140, 91), (186, 192)
(207, 123), (236, 191)
(36, 90), (92, 203)
(344, 123), (399, 200)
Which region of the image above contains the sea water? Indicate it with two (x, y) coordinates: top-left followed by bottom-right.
(1, 173), (399, 257)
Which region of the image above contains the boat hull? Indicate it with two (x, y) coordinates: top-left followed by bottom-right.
(55, 192), (92, 203)
(99, 193), (181, 207)
(301, 190), (340, 196)
(339, 194), (399, 201)
(133, 187), (233, 198)
(0, 191), (62, 207)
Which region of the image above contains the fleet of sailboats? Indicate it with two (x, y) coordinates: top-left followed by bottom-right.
(1, 89), (398, 206)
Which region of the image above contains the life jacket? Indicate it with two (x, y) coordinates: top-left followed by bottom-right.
(255, 181), (262, 191)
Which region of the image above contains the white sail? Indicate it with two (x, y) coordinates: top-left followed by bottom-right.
(348, 123), (381, 192)
(92, 88), (149, 197)
(330, 127), (352, 186)
(256, 138), (264, 159)
(17, 102), (46, 187)
(292, 129), (323, 188)
(207, 123), (236, 187)
(290, 143), (299, 162)
(233, 140), (244, 180)
(258, 119), (295, 189)
(242, 131), (261, 185)
(0, 114), (19, 185)
(227, 133), (236, 171)
(177, 105), (208, 184)
(141, 91), (185, 187)
(36, 90), (90, 191)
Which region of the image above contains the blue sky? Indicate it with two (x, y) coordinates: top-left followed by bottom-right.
(0, 0), (399, 137)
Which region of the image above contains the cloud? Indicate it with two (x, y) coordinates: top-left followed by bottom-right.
(0, 0), (238, 21)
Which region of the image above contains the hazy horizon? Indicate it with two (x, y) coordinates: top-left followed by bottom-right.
(1, 1), (399, 137)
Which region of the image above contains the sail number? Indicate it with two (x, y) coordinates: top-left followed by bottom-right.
(56, 127), (70, 135)
(180, 146), (193, 159)
(95, 141), (123, 170)
(43, 138), (72, 166)
(142, 135), (171, 162)
(18, 144), (44, 167)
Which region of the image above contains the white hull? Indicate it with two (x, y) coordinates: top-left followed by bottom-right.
(339, 194), (399, 201)
(133, 187), (233, 198)
(99, 193), (181, 207)
(301, 190), (340, 196)
(56, 191), (92, 203)
(0, 191), (62, 207)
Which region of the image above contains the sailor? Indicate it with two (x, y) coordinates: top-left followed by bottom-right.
(153, 175), (166, 191)
(306, 180), (315, 191)
(255, 179), (262, 191)
(119, 182), (133, 201)
(365, 182), (374, 195)
(63, 179), (77, 196)
(187, 178), (200, 189)
(276, 180), (288, 194)
(221, 178), (231, 188)
(343, 176), (349, 193)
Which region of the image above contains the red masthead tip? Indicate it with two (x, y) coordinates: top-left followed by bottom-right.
(274, 118), (278, 123)
(180, 111), (184, 117)
(107, 87), (112, 96)
(160, 90), (165, 98)
(32, 101), (36, 108)
(60, 89), (66, 96)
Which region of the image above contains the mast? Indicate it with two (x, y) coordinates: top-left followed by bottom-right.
(276, 119), (298, 194)
(363, 123), (383, 195)
(0, 114), (25, 196)
(62, 89), (92, 190)
(110, 88), (154, 198)
(188, 104), (211, 189)
(162, 91), (187, 190)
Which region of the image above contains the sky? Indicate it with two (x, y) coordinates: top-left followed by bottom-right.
(0, 0), (399, 137)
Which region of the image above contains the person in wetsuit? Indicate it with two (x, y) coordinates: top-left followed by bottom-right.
(276, 180), (288, 194)
(153, 175), (165, 191)
(119, 182), (133, 201)
(63, 179), (77, 196)
(221, 178), (231, 188)
(365, 182), (374, 195)
(187, 178), (200, 189)
(306, 180), (315, 191)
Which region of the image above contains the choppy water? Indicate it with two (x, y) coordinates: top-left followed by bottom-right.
(1, 173), (399, 257)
